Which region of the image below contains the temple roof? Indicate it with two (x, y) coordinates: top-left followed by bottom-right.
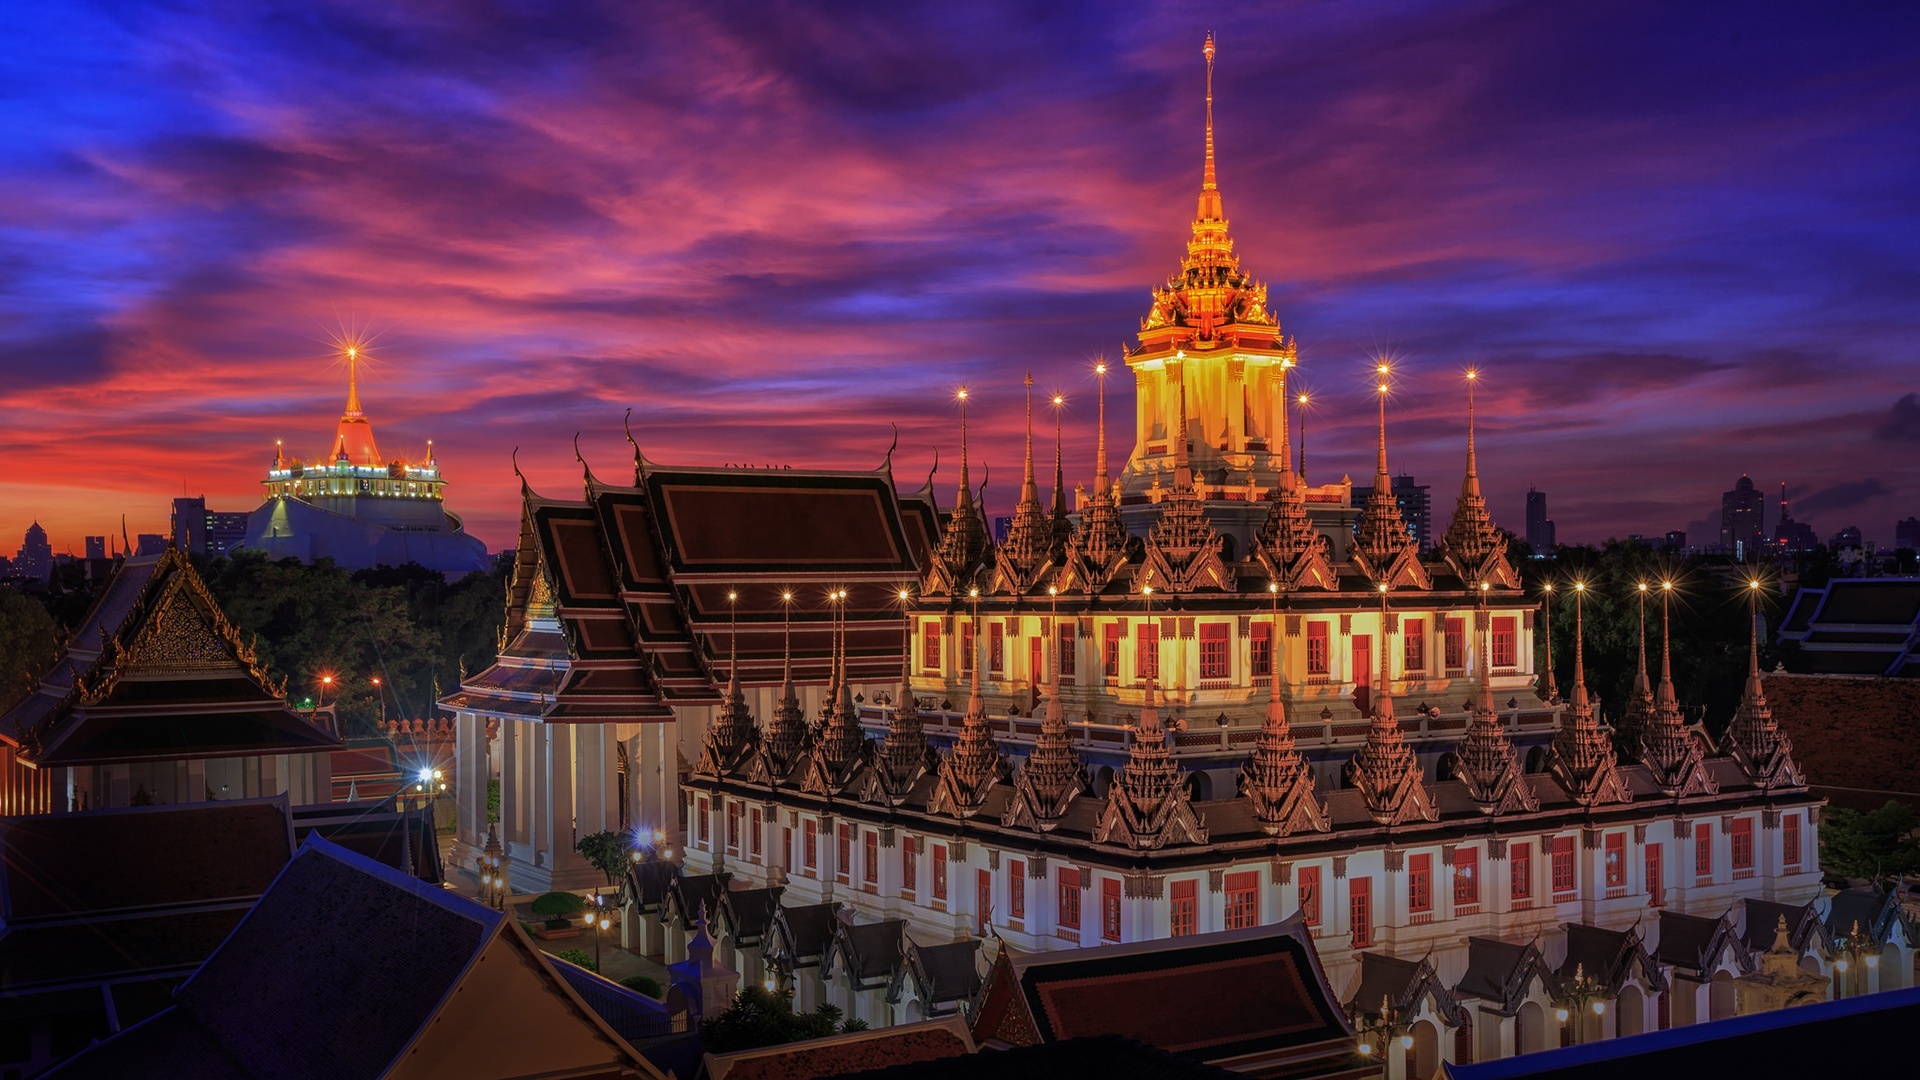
(45, 836), (656, 1080)
(703, 1015), (974, 1080)
(0, 548), (341, 767)
(969, 916), (1352, 1067)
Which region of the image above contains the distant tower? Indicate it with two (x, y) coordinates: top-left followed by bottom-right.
(12, 522), (53, 583)
(1720, 475), (1765, 556)
(1525, 489), (1555, 553)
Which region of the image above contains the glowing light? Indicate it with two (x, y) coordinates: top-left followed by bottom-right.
(1377, 382), (1389, 394)
(1466, 368), (1478, 381)
(1399, 1034), (1413, 1050)
(1574, 581), (1586, 593)
(1052, 394), (1064, 407)
(1480, 582), (1490, 592)
(1358, 1042), (1374, 1057)
(1662, 580), (1673, 591)
(1095, 362), (1108, 375)
(727, 590), (737, 602)
(1268, 582), (1279, 593)
(1376, 362), (1390, 375)
(1048, 586), (1058, 596)
(1748, 579), (1763, 591)
(1378, 583), (1389, 593)
(1297, 393), (1310, 405)
(968, 587), (979, 598)
(1638, 581), (1648, 592)
(956, 386), (969, 401)
(898, 589), (910, 601)
(1592, 1001), (1606, 1015)
(1555, 1008), (1570, 1022)
(1544, 582), (1555, 593)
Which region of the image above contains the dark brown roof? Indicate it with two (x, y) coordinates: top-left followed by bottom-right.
(0, 798), (292, 921)
(972, 918), (1352, 1065)
(770, 901), (842, 965)
(1454, 937), (1553, 1015)
(706, 1015), (973, 1080)
(1656, 910), (1739, 976)
(838, 1034), (1245, 1080)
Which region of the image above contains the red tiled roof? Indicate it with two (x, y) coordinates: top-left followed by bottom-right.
(1764, 673), (1920, 807)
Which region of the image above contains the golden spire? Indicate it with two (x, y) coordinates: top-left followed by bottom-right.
(1275, 362), (1292, 481)
(1174, 362), (1193, 489)
(1571, 581), (1590, 714)
(1051, 391), (1066, 517)
(1197, 33), (1222, 221)
(344, 344), (363, 418)
(1657, 581), (1676, 709)
(956, 386), (973, 509)
(1374, 362), (1391, 485)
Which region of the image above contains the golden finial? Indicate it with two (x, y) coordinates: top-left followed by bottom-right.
(344, 343), (363, 417)
(1203, 33), (1218, 192)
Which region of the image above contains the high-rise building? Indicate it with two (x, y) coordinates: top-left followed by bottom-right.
(11, 522), (52, 583)
(1524, 488), (1555, 552)
(1896, 517), (1920, 551)
(1720, 475), (1765, 556)
(1831, 525), (1863, 550)
(1663, 530), (1687, 552)
(134, 533), (167, 556)
(83, 536), (106, 560)
(1354, 474), (1433, 552)
(1771, 483), (1818, 552)
(171, 497), (251, 558)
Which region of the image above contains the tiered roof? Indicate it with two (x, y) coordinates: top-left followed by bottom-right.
(0, 548), (340, 769)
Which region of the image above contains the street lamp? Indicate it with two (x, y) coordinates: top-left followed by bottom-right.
(1555, 963), (1607, 1045)
(592, 895), (613, 972)
(318, 674), (334, 707)
(371, 675), (386, 726)
(1834, 919), (1877, 999)
(1353, 995), (1412, 1071)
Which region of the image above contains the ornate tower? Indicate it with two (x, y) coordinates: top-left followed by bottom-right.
(928, 597), (1007, 818)
(1641, 580), (1717, 799)
(1547, 583), (1630, 807)
(926, 389), (991, 594)
(1254, 358), (1335, 591)
(1724, 581), (1803, 791)
(1061, 362), (1133, 594)
(1454, 597), (1538, 815)
(748, 594), (810, 786)
(694, 594), (756, 777)
(1133, 377), (1234, 594)
(1239, 588), (1330, 835)
(994, 374), (1057, 594)
(867, 593), (931, 807)
(1120, 35), (1297, 503)
(1003, 591), (1085, 831)
(1349, 589), (1438, 825)
(1092, 676), (1209, 850)
(1350, 366), (1431, 589)
(1439, 370), (1520, 589)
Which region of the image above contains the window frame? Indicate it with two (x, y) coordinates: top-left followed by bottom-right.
(1009, 859), (1026, 921)
(1298, 865), (1322, 926)
(1170, 879), (1198, 937)
(1307, 621), (1330, 676)
(1199, 623), (1231, 680)
(1224, 871), (1260, 930)
(1454, 848), (1480, 906)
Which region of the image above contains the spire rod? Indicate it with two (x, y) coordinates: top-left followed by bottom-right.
(1052, 390), (1066, 515)
(1021, 372), (1038, 496)
(1659, 582), (1675, 701)
(1174, 360), (1193, 488)
(1635, 584), (1650, 697)
(1462, 369), (1481, 499)
(345, 344), (363, 416)
(728, 589), (739, 686)
(781, 589), (794, 684)
(1095, 361), (1111, 495)
(1571, 583), (1589, 711)
(957, 387), (972, 507)
(1202, 32), (1218, 193)
(1374, 363), (1391, 483)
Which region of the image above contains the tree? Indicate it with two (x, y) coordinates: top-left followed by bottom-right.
(0, 590), (56, 714)
(530, 890), (586, 929)
(700, 985), (868, 1053)
(620, 975), (662, 998)
(1820, 800), (1920, 886)
(576, 830), (634, 886)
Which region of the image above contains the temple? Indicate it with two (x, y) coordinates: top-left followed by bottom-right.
(450, 37), (1880, 1076)
(237, 346), (490, 574)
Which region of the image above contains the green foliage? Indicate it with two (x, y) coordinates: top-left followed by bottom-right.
(576, 830), (634, 886)
(192, 551), (508, 738)
(1524, 541), (1769, 740)
(620, 974), (662, 998)
(1820, 800), (1920, 886)
(531, 890), (586, 927)
(0, 590), (56, 714)
(487, 778), (501, 825)
(701, 985), (867, 1053)
(554, 948), (597, 973)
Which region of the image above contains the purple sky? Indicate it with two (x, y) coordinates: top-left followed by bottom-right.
(3, 1), (1917, 555)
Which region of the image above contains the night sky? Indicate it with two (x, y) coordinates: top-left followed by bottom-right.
(4, 1), (1917, 555)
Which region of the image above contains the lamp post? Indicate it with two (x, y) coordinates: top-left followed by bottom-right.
(318, 674), (334, 708)
(1353, 995), (1412, 1077)
(371, 675), (386, 726)
(592, 895), (613, 972)
(1833, 919), (1877, 999)
(1555, 962), (1607, 1045)
(481, 825), (505, 909)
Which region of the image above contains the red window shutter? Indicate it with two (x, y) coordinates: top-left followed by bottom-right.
(1731, 817), (1754, 870)
(1444, 617), (1465, 670)
(804, 819), (817, 869)
(1009, 860), (1026, 919)
(1454, 848), (1480, 906)
(1252, 621), (1273, 677)
(1783, 814), (1801, 866)
(1307, 622), (1330, 675)
(1029, 637), (1042, 684)
(1510, 842), (1532, 900)
(1170, 879), (1198, 936)
(932, 844), (947, 899)
(749, 808), (762, 859)
(989, 623), (1004, 675)
(922, 622), (941, 671)
(1101, 878), (1122, 940)
(1200, 624), (1230, 680)
(1492, 617), (1517, 667)
(1058, 867), (1081, 930)
(863, 830), (879, 885)
(1605, 832), (1627, 888)
(1695, 822), (1713, 877)
(837, 824), (852, 883)
(1551, 836), (1575, 894)
(1137, 625), (1159, 680)
(961, 622), (974, 675)
(977, 870), (992, 935)
(1404, 618), (1425, 670)
(1350, 877), (1372, 947)
(1057, 624), (1077, 680)
(1103, 625), (1122, 683)
(1645, 842), (1663, 906)
(902, 836), (917, 893)
(1224, 871), (1259, 929)
(1409, 853), (1433, 913)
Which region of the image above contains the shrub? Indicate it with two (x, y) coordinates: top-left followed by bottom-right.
(621, 975), (663, 998)
(530, 890), (586, 929)
(554, 948), (597, 973)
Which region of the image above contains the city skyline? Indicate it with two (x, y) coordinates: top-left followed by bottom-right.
(3, 2), (1917, 552)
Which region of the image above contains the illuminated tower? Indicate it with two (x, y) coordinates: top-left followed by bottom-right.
(242, 343), (488, 573)
(1121, 35), (1299, 522)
